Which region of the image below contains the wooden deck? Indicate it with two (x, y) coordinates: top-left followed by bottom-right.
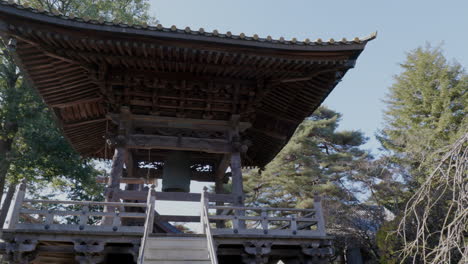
(1, 184), (333, 263)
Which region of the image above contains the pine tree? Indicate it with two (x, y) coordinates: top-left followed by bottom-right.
(245, 107), (371, 209)
(379, 45), (467, 183)
(376, 46), (467, 263)
(244, 106), (388, 261)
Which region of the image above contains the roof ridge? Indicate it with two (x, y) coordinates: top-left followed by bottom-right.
(2, 0), (377, 46)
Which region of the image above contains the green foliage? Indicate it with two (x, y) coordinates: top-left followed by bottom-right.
(244, 106), (389, 262)
(20, 0), (156, 24)
(0, 44), (102, 198)
(376, 45), (467, 262)
(376, 219), (401, 264)
(379, 45), (467, 183)
(245, 106), (370, 209)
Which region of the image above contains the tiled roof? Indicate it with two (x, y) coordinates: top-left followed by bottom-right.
(1, 0), (377, 47)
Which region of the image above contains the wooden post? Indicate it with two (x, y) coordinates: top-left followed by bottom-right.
(137, 185), (156, 264)
(0, 184), (16, 227)
(3, 179), (26, 229)
(261, 209), (268, 234)
(108, 146), (126, 198)
(215, 154), (230, 228)
(314, 194), (326, 236)
(146, 185), (156, 234)
(230, 151), (244, 206)
(103, 146), (126, 225)
(290, 214), (298, 235)
(200, 187), (208, 235)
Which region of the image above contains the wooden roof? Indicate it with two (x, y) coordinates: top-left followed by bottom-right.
(0, 1), (374, 167)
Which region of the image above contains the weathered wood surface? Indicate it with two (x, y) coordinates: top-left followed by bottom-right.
(138, 185), (156, 264)
(206, 203), (326, 237)
(3, 180), (26, 229)
(116, 190), (235, 203)
(0, 184), (16, 227)
(201, 188), (219, 264)
(127, 134), (232, 153)
(108, 114), (251, 132)
(0, 4), (372, 168)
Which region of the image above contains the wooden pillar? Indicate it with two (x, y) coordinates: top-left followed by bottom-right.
(103, 146), (126, 225)
(106, 146), (126, 202)
(230, 151), (244, 206)
(214, 155), (229, 228)
(105, 107), (131, 204)
(103, 109), (129, 224)
(229, 115), (244, 206)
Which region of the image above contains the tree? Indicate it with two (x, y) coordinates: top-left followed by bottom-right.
(377, 46), (467, 263)
(379, 45), (467, 184)
(18, 0), (156, 24)
(245, 107), (369, 208)
(244, 106), (386, 262)
(0, 0), (155, 207)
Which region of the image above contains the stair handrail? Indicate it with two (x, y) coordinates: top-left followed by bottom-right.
(138, 185), (156, 264)
(201, 187), (218, 264)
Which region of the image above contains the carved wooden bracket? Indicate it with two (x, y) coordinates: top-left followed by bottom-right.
(4, 238), (38, 264)
(74, 240), (105, 264)
(300, 241), (334, 264)
(242, 241), (272, 264)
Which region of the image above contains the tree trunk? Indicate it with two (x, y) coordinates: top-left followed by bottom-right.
(0, 122), (16, 204)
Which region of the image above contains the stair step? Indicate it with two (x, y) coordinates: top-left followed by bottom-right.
(146, 237), (208, 250)
(143, 261), (210, 264)
(144, 249), (209, 261)
(143, 236), (212, 263)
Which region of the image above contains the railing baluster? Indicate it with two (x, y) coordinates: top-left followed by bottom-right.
(79, 205), (89, 226)
(290, 213), (298, 235)
(112, 210), (121, 228)
(233, 208), (240, 233)
(261, 209), (268, 234)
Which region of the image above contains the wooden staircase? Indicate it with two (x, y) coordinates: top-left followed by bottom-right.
(141, 236), (212, 264)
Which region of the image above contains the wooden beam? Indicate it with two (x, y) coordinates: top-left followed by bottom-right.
(116, 190), (235, 203)
(63, 118), (106, 128)
(127, 134), (232, 154)
(96, 177), (156, 185)
(249, 127), (287, 141)
(107, 114), (251, 132)
(96, 169), (216, 183)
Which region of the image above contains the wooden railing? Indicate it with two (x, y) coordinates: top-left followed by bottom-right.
(205, 195), (327, 237)
(137, 185), (156, 264)
(201, 187), (218, 264)
(3, 180), (147, 233)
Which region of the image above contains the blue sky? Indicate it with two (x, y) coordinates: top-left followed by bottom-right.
(148, 0), (468, 152)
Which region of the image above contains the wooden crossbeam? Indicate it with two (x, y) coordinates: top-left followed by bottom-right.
(96, 170), (217, 183)
(116, 190), (235, 203)
(107, 114), (251, 132)
(127, 134), (232, 153)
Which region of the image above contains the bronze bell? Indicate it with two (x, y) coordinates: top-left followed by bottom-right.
(162, 151), (191, 192)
